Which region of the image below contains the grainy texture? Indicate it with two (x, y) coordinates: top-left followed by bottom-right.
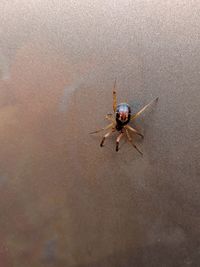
(0, 1), (200, 266)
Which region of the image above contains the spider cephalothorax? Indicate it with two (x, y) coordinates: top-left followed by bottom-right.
(90, 80), (158, 154)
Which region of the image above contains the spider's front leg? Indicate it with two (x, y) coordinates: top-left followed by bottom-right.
(116, 131), (124, 152)
(125, 128), (143, 156)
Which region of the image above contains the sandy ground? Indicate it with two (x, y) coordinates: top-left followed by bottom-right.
(0, 1), (200, 266)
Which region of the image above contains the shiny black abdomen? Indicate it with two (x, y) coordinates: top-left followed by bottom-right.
(115, 103), (131, 131)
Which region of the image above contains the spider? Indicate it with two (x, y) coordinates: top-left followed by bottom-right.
(90, 80), (158, 154)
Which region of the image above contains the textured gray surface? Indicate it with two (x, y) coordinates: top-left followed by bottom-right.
(0, 1), (200, 266)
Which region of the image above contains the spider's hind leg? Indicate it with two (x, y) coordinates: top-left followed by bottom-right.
(113, 79), (117, 112)
(106, 113), (115, 122)
(90, 122), (114, 134)
(125, 125), (144, 139)
(100, 129), (115, 147)
(131, 97), (158, 121)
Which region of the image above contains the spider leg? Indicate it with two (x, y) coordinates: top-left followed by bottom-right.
(131, 97), (158, 121)
(125, 125), (144, 138)
(106, 113), (115, 122)
(113, 79), (117, 112)
(100, 129), (115, 147)
(125, 128), (143, 156)
(90, 122), (114, 134)
(116, 132), (124, 152)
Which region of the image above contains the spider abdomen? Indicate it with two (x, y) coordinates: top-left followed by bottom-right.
(115, 103), (131, 130)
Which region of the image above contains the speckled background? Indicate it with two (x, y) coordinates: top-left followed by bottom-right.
(0, 1), (200, 266)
